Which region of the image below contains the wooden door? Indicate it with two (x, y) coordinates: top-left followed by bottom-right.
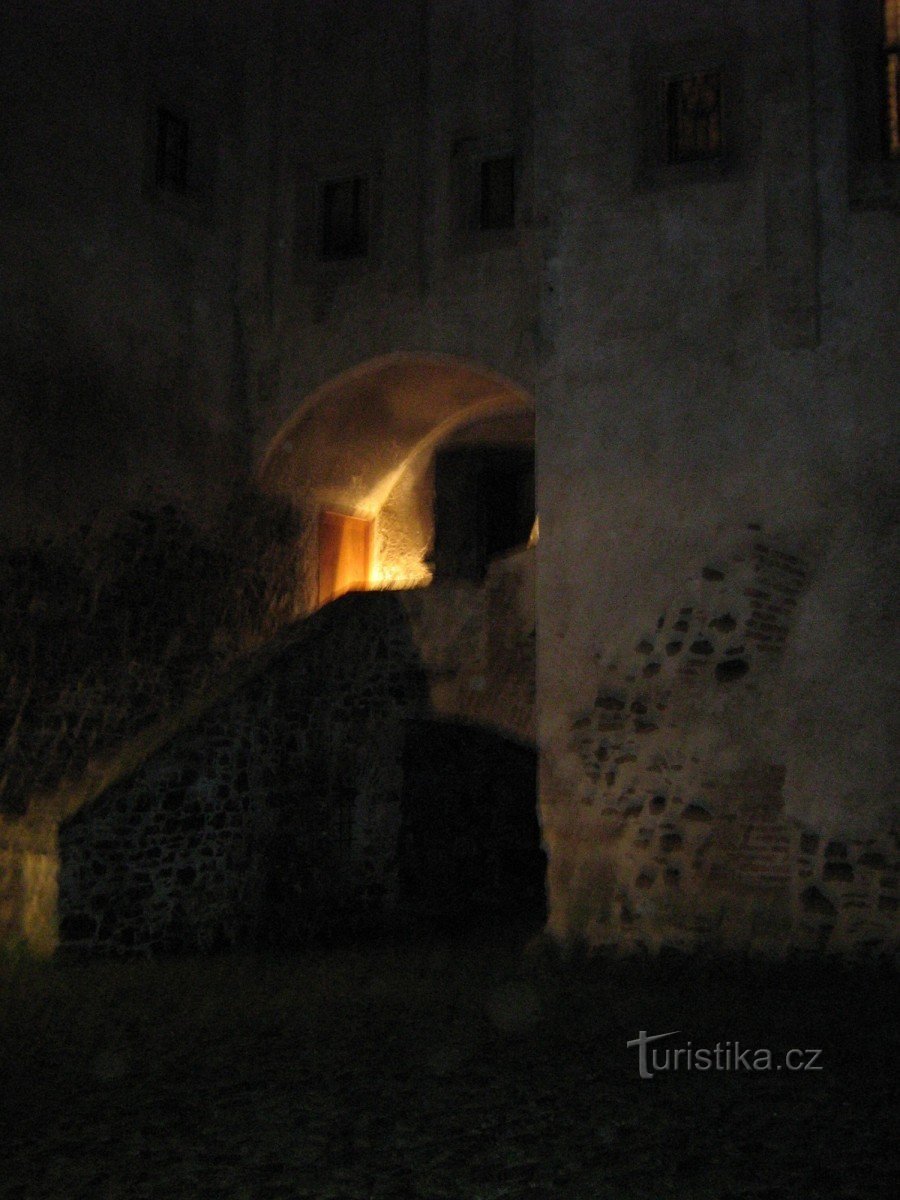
(317, 510), (373, 607)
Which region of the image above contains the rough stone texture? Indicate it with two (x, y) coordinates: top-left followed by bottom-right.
(58, 553), (537, 955)
(58, 594), (429, 954)
(0, 491), (306, 819)
(375, 462), (436, 591)
(404, 547), (536, 744)
(533, 0), (898, 956)
(544, 531), (898, 958)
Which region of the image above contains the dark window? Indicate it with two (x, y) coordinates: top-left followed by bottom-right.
(155, 108), (189, 193)
(480, 155), (516, 230)
(666, 71), (724, 163)
(885, 0), (900, 156)
(320, 177), (369, 260)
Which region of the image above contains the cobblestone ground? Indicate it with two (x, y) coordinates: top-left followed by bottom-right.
(1, 930), (897, 1199)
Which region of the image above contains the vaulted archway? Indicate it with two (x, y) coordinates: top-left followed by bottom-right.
(258, 353), (534, 607)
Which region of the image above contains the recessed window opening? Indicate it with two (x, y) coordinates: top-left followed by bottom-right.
(155, 107), (189, 193)
(666, 71), (724, 163)
(320, 176), (369, 260)
(479, 154), (516, 230)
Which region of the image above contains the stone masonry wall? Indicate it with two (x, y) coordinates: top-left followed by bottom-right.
(58, 593), (432, 954)
(532, 0), (898, 963)
(402, 547), (536, 744)
(58, 557), (537, 955)
(0, 489), (307, 820)
(543, 532), (899, 961)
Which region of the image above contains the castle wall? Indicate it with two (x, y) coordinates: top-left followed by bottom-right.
(0, 0), (278, 538)
(58, 593), (432, 953)
(0, 0), (896, 957)
(533, 0), (898, 953)
(252, 0), (538, 454)
(58, 556), (536, 955)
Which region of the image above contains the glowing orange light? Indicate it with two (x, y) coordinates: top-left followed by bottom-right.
(317, 510), (373, 606)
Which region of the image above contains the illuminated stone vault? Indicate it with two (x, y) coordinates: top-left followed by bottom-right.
(258, 352), (535, 603)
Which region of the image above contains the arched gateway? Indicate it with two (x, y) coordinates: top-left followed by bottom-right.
(258, 352), (535, 607)
(54, 354), (545, 953)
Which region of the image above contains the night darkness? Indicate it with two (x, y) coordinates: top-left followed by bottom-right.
(1, 1), (898, 1197)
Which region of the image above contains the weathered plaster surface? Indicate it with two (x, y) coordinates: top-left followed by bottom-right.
(532, 0), (898, 952)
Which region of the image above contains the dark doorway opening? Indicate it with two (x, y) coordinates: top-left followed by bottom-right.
(431, 444), (534, 582)
(398, 718), (546, 932)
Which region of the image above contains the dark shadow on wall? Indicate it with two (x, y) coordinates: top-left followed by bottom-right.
(57, 591), (542, 955)
(399, 718), (546, 933)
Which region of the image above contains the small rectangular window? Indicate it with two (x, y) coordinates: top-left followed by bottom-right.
(666, 71), (724, 163)
(480, 155), (516, 230)
(320, 177), (369, 261)
(885, 0), (900, 157)
(155, 108), (189, 193)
